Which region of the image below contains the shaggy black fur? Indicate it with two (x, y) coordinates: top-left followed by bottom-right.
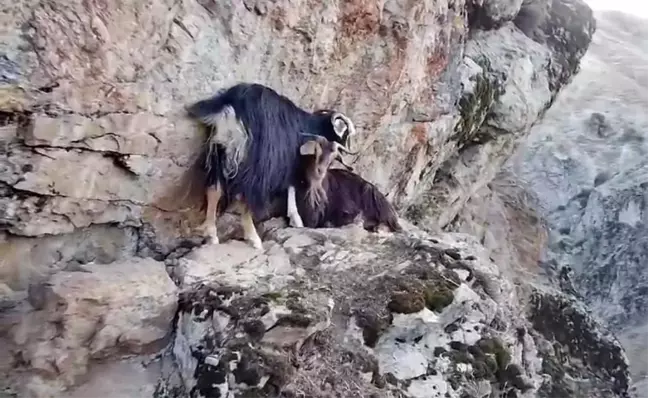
(187, 83), (352, 219)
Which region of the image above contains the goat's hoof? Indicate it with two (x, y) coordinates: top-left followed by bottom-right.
(246, 236), (263, 250)
(197, 224), (219, 244)
(289, 216), (304, 228)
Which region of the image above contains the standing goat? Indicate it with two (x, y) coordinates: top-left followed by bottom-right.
(282, 135), (402, 232)
(187, 83), (358, 249)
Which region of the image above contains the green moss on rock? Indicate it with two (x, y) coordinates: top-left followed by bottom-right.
(453, 57), (503, 148)
(262, 292), (284, 301)
(442, 335), (523, 394)
(424, 285), (455, 312)
(388, 290), (426, 314)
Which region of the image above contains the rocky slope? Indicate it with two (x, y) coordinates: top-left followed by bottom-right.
(0, 0), (628, 397)
(1, 221), (633, 398)
(505, 9), (648, 396)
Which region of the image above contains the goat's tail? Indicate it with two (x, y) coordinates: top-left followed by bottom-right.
(186, 90), (230, 124)
(363, 184), (402, 232)
(173, 129), (232, 214)
(187, 92), (249, 180)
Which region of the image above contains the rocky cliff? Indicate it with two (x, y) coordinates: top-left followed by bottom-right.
(0, 0), (626, 397)
(505, 9), (648, 396)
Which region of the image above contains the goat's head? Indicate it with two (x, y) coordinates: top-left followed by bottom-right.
(312, 109), (357, 151)
(299, 136), (354, 208)
(300, 136), (354, 182)
(302, 110), (359, 171)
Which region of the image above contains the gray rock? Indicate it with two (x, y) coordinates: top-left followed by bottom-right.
(7, 258), (178, 396)
(506, 9), (648, 393)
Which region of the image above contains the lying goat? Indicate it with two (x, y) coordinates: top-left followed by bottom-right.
(271, 135), (402, 232)
(187, 83), (358, 249)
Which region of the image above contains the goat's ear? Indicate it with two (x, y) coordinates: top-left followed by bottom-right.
(300, 140), (320, 156)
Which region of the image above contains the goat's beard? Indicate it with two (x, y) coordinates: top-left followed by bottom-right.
(305, 181), (327, 210)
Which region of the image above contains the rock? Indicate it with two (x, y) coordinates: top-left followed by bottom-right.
(167, 227), (629, 398)
(468, 0), (525, 29)
(1, 224), (631, 397)
(529, 285), (631, 397)
(8, 258), (178, 396)
(0, 0), (613, 396)
(0, 226), (139, 291)
(172, 240), (295, 289)
(0, 0), (595, 283)
(65, 355), (182, 398)
(506, 9), (648, 392)
(402, 0), (595, 231)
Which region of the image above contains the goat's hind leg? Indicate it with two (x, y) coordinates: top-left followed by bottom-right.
(235, 200), (264, 250)
(198, 183), (222, 244)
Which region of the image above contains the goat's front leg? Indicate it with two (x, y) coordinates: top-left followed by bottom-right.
(198, 183), (222, 244)
(237, 201), (264, 250)
(287, 185), (304, 228)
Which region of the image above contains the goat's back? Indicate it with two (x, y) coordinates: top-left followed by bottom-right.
(186, 83), (327, 219)
(323, 169), (402, 232)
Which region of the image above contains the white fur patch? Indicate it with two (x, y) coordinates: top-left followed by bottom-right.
(287, 186), (304, 228)
(203, 105), (249, 179)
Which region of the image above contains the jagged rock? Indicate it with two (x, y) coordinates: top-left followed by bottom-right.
(405, 21), (553, 230)
(1, 0), (595, 287)
(468, 0), (525, 30)
(0, 0), (612, 396)
(529, 285), (630, 397)
(6, 258), (178, 396)
(402, 0), (594, 233)
(164, 226), (629, 398)
(1, 222), (630, 397)
(507, 9), (648, 393)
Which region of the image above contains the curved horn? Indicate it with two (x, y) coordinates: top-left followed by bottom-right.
(336, 154), (354, 171)
(331, 112), (357, 138)
(333, 142), (359, 156)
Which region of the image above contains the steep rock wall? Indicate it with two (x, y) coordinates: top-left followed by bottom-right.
(2, 0), (593, 290)
(505, 10), (648, 395)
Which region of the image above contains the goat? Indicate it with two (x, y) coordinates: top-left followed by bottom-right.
(274, 135), (402, 232)
(187, 82), (358, 249)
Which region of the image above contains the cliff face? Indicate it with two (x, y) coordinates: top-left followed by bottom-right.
(505, 9), (648, 395)
(1, 0), (594, 288)
(0, 0), (623, 397)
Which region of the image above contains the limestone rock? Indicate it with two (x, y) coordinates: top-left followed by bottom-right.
(1, 0), (595, 287)
(166, 226), (629, 398)
(1, 222), (631, 397)
(401, 0), (595, 231)
(8, 258), (178, 396)
(469, 0), (525, 29)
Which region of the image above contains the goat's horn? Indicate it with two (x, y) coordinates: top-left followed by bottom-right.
(334, 142), (358, 156)
(331, 112), (357, 138)
(336, 155), (354, 171)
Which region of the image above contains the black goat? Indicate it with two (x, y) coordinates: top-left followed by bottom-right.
(274, 135), (402, 232)
(187, 82), (358, 249)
